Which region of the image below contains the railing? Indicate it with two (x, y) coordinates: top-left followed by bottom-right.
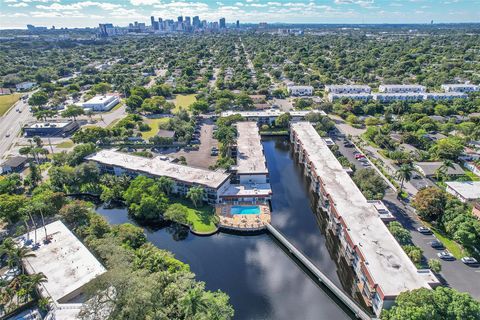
(266, 223), (376, 320)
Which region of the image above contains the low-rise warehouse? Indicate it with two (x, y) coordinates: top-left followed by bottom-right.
(82, 95), (119, 111)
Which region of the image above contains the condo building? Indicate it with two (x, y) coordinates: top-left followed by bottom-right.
(287, 85), (314, 96)
(290, 122), (439, 316)
(86, 150), (231, 204)
(441, 84), (480, 93)
(378, 85), (426, 93)
(374, 92), (425, 102)
(424, 92), (468, 100)
(328, 93), (373, 102)
(221, 109), (326, 125)
(325, 85), (372, 94)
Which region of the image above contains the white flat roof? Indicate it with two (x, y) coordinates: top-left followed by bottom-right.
(291, 122), (437, 297)
(325, 85), (371, 89)
(236, 122), (268, 175)
(442, 84), (478, 88)
(375, 92), (425, 97)
(445, 181), (480, 200)
(221, 109), (325, 118)
(379, 84), (425, 88)
(16, 220), (106, 303)
(425, 92), (467, 97)
(83, 95), (117, 105)
(221, 183), (272, 197)
(329, 93), (373, 98)
(87, 149), (230, 189)
(25, 122), (71, 129)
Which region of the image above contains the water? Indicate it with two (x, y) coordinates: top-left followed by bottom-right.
(97, 137), (355, 320)
(231, 205), (261, 215)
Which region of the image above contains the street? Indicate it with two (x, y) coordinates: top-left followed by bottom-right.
(0, 95), (35, 159)
(330, 130), (480, 299)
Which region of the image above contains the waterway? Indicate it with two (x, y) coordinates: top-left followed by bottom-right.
(97, 137), (355, 320)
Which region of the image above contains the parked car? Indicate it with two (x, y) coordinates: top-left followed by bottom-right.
(417, 226), (432, 234)
(461, 257), (478, 265)
(437, 251), (455, 260)
(430, 240), (444, 249)
(354, 154), (365, 159)
(211, 150), (218, 156)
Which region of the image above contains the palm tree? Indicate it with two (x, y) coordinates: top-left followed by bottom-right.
(435, 160), (454, 182)
(180, 287), (208, 318)
(26, 272), (48, 295)
(396, 163), (415, 195)
(186, 186), (204, 208)
(158, 176), (174, 195)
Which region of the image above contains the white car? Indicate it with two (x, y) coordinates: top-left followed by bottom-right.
(461, 257), (478, 265)
(437, 251), (455, 260)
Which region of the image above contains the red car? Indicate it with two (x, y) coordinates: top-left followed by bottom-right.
(355, 154), (365, 159)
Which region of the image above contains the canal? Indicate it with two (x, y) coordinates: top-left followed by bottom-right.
(97, 136), (356, 320)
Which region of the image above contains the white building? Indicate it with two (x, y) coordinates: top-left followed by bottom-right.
(374, 92), (425, 102)
(328, 93), (373, 102)
(445, 181), (480, 203)
(16, 220), (107, 319)
(287, 85), (313, 96)
(82, 95), (119, 111)
(424, 92), (468, 100)
(290, 122), (439, 316)
(441, 84), (480, 93)
(87, 150), (231, 204)
(379, 84), (426, 93)
(16, 81), (36, 91)
(221, 109), (326, 125)
(325, 85), (371, 94)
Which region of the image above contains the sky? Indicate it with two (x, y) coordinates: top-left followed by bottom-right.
(0, 0), (479, 29)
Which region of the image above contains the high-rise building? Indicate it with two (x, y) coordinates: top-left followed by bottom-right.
(185, 16), (191, 26)
(193, 16), (200, 28)
(151, 16), (155, 26)
(219, 18), (226, 29)
(178, 16), (183, 23)
(98, 23), (115, 37)
(236, 20), (240, 28)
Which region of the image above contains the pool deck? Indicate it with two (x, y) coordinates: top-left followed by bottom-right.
(216, 202), (271, 231)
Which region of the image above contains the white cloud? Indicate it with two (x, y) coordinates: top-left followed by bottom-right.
(4, 0), (18, 3)
(130, 0), (161, 5)
(9, 2), (28, 7)
(36, 1), (122, 11)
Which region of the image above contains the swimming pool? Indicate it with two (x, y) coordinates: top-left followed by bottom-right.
(231, 206), (261, 215)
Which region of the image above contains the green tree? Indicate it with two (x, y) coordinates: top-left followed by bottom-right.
(275, 112), (291, 128)
(388, 221), (412, 245)
(28, 91), (48, 107)
(396, 163), (415, 195)
(412, 187), (447, 222)
(428, 259), (442, 273)
(126, 95), (143, 111)
(402, 245), (422, 264)
(381, 287), (480, 320)
(431, 137), (464, 160)
(111, 224), (146, 249)
(164, 203), (189, 225)
(92, 82), (111, 95)
(0, 194), (26, 224)
(186, 186), (204, 208)
(352, 169), (387, 200)
(61, 105), (85, 121)
(59, 200), (91, 227)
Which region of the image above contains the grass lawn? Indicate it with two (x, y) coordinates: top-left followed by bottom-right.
(171, 197), (217, 233)
(424, 222), (465, 259)
(141, 117), (170, 139)
(55, 140), (74, 148)
(0, 94), (21, 116)
(172, 94), (197, 113)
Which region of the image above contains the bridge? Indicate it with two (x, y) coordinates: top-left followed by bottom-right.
(266, 223), (376, 320)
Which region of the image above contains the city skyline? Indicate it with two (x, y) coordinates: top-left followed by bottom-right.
(1, 0), (480, 29)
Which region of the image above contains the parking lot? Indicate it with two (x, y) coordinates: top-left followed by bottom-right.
(155, 118), (218, 169)
(330, 131), (480, 299)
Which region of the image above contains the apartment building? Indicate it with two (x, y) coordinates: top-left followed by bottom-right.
(86, 150), (231, 204)
(328, 93), (373, 102)
(374, 92), (425, 102)
(221, 109), (326, 125)
(424, 92), (468, 100)
(287, 85), (314, 96)
(379, 84), (426, 93)
(441, 84), (480, 93)
(290, 122), (439, 317)
(325, 85), (371, 94)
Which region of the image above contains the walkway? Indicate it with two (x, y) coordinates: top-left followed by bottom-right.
(266, 223), (375, 320)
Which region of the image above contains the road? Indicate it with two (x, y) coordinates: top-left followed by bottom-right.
(0, 95), (35, 159)
(330, 131), (480, 299)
